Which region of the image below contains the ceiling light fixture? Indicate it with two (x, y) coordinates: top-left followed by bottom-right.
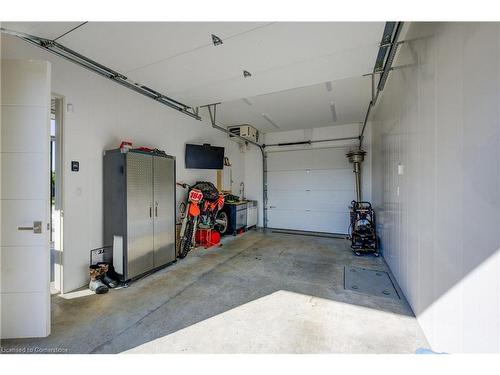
(243, 70), (252, 78)
(325, 81), (333, 92)
(329, 102), (338, 122)
(242, 97), (254, 106)
(211, 34), (223, 46)
(262, 113), (280, 129)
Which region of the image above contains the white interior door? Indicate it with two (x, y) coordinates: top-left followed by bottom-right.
(1, 60), (51, 338)
(266, 147), (355, 234)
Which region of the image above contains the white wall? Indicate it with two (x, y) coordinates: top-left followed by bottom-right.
(243, 146), (264, 226)
(370, 22), (500, 353)
(1, 34), (247, 293)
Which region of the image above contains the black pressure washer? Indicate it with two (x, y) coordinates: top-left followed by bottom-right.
(348, 200), (379, 257)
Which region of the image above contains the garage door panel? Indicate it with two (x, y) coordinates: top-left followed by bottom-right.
(267, 169), (354, 190)
(268, 190), (354, 211)
(267, 147), (350, 171)
(266, 148), (355, 234)
(268, 209), (349, 234)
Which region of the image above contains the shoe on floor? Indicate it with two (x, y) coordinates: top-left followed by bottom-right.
(89, 279), (109, 294)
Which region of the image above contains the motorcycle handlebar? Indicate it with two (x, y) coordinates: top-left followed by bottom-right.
(176, 182), (227, 199)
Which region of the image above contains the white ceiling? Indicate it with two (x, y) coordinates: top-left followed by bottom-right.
(2, 21), (384, 132)
(216, 75), (371, 131)
(1, 22), (83, 40)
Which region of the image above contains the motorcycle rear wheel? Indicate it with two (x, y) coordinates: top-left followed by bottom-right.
(215, 211), (228, 234)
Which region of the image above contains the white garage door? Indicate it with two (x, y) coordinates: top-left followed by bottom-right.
(266, 147), (355, 234)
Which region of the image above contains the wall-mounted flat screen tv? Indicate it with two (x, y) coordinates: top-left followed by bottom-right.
(185, 143), (225, 170)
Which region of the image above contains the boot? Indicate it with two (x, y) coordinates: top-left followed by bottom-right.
(89, 265), (109, 294)
(97, 262), (119, 288)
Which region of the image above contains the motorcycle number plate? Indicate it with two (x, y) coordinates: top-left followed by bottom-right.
(189, 189), (203, 203)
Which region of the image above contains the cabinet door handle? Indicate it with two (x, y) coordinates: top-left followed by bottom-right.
(149, 207), (152, 218)
(155, 206), (158, 217)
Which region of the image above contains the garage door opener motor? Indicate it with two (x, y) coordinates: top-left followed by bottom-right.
(346, 149), (379, 256)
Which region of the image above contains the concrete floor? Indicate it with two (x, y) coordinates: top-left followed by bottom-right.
(0, 230), (428, 354)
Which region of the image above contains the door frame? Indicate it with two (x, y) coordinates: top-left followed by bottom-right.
(51, 93), (65, 294)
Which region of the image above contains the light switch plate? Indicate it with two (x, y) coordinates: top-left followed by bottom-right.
(397, 164), (404, 175)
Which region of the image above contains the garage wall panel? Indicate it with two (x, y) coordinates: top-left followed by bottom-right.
(371, 22), (500, 353)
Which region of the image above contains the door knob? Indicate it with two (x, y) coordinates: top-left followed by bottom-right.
(18, 221), (42, 234)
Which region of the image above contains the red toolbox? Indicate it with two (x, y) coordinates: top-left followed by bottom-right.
(195, 228), (221, 248)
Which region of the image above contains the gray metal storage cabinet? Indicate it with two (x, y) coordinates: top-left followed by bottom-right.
(103, 149), (176, 281)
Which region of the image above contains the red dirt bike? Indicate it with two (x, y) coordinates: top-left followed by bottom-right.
(177, 181), (228, 258)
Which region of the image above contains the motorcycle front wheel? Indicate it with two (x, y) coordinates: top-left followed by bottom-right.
(179, 218), (195, 258)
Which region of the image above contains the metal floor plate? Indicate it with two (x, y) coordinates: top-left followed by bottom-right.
(344, 266), (400, 300)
